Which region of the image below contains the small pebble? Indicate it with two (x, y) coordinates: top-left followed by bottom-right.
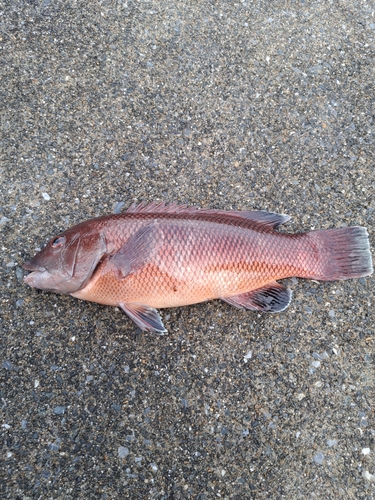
(42, 192), (50, 201)
(313, 452), (324, 464)
(362, 448), (370, 455)
(16, 267), (24, 281)
(327, 439), (338, 447)
(243, 350), (252, 363)
(134, 456), (143, 463)
(114, 201), (125, 214)
(118, 446), (129, 459)
(53, 406), (65, 415)
(2, 361), (13, 370)
(362, 471), (375, 483)
(150, 463), (158, 471)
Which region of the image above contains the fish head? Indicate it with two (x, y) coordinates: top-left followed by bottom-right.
(23, 222), (107, 294)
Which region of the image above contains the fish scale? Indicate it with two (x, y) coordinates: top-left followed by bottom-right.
(73, 219), (342, 307)
(23, 202), (373, 333)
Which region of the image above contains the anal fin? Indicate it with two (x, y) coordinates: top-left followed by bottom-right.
(221, 281), (292, 313)
(119, 302), (167, 333)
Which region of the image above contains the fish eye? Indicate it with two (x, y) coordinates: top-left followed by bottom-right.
(51, 236), (65, 248)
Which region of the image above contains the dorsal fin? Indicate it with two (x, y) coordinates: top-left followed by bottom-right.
(126, 202), (290, 229)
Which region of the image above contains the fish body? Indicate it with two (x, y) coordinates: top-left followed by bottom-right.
(23, 202), (373, 333)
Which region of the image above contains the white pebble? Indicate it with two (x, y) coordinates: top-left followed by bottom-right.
(150, 463), (158, 471)
(118, 446), (129, 459)
(42, 192), (50, 201)
(313, 452), (324, 464)
(243, 350), (252, 363)
(362, 448), (371, 455)
(327, 439), (338, 447)
(362, 471), (375, 483)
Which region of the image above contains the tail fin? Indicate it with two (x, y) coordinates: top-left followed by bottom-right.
(307, 226), (373, 281)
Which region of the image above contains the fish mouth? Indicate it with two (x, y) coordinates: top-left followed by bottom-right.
(23, 260), (73, 293)
(23, 260), (48, 289)
(23, 269), (45, 288)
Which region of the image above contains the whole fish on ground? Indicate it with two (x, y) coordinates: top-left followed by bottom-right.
(23, 202), (373, 333)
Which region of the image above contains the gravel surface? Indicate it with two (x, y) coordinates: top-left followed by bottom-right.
(1, 1), (374, 498)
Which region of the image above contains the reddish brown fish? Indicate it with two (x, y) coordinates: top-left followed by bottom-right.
(23, 202), (373, 332)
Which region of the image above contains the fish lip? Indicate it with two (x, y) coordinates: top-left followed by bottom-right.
(23, 270), (42, 286)
(23, 260), (46, 273)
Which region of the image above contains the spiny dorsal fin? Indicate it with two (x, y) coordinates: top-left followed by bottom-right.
(126, 202), (290, 229)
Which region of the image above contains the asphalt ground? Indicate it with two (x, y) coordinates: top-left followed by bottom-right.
(1, 1), (374, 498)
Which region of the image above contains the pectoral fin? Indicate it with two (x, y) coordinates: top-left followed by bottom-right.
(110, 221), (162, 278)
(221, 282), (292, 313)
(119, 302), (167, 333)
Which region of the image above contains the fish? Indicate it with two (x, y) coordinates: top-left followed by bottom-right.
(23, 202), (373, 333)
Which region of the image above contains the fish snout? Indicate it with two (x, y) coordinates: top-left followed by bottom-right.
(23, 260), (46, 273)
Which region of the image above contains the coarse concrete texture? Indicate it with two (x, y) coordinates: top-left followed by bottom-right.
(1, 0), (374, 498)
